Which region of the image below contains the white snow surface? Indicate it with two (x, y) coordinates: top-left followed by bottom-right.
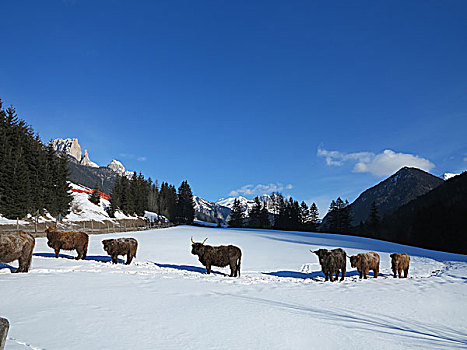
(1, 226), (466, 350)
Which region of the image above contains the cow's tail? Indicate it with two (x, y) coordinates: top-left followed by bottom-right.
(236, 256), (241, 278)
(133, 244), (137, 258)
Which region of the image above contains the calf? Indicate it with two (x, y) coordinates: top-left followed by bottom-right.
(350, 252), (380, 279)
(312, 248), (347, 282)
(45, 227), (88, 260)
(191, 237), (242, 277)
(0, 231), (35, 272)
(390, 253), (410, 278)
(102, 238), (138, 264)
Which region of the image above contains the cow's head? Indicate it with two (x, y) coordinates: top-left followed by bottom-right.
(311, 248), (330, 264)
(102, 239), (115, 254)
(350, 255), (361, 268)
(390, 253), (400, 269)
(191, 237), (207, 255)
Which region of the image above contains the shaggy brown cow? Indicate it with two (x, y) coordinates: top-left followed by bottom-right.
(191, 237), (242, 277)
(45, 227), (88, 260)
(102, 238), (138, 264)
(390, 253), (410, 278)
(350, 252), (380, 279)
(312, 248), (347, 282)
(0, 231), (35, 273)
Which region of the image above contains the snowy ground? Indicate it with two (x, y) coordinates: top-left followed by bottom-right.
(1, 226), (466, 349)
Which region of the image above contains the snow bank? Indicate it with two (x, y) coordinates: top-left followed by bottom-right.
(1, 227), (466, 349)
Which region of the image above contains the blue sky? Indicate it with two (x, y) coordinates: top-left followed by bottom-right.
(1, 1), (466, 216)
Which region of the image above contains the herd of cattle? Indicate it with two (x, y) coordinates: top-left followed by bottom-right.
(0, 228), (411, 280)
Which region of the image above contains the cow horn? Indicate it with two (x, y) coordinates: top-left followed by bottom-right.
(191, 236), (195, 244)
(202, 238), (208, 245)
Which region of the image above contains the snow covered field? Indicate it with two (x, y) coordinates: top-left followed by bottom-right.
(1, 226), (466, 349)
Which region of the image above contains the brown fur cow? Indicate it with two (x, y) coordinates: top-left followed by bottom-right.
(311, 248), (347, 282)
(102, 238), (138, 264)
(350, 252), (380, 279)
(390, 253), (410, 278)
(191, 237), (242, 277)
(0, 231), (35, 273)
(45, 226), (88, 260)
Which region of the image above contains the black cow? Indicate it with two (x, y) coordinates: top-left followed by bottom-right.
(191, 237), (242, 277)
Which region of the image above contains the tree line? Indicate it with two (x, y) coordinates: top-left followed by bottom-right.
(0, 99), (72, 219)
(108, 174), (195, 225)
(228, 193), (320, 232)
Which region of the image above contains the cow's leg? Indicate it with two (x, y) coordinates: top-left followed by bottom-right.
(112, 255), (118, 264)
(359, 269), (363, 279)
(55, 248), (60, 258)
(340, 268), (345, 281)
(404, 268), (408, 278)
(206, 264), (211, 274)
(324, 272), (329, 281)
(364, 267), (369, 279)
(229, 261), (236, 277)
(76, 249), (82, 260)
(398, 268), (402, 278)
(374, 268), (379, 278)
(126, 252), (133, 265)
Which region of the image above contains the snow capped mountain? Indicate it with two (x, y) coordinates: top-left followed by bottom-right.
(194, 194), (279, 224)
(193, 196), (231, 224)
(443, 172), (460, 180)
(217, 194), (277, 213)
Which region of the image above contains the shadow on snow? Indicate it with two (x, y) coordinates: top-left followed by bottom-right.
(152, 262), (228, 276)
(34, 252), (124, 264)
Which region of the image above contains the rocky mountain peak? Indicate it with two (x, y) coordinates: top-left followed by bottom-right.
(107, 160), (126, 175)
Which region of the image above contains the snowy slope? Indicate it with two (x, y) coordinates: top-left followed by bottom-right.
(1, 226), (466, 350)
(66, 183), (139, 222)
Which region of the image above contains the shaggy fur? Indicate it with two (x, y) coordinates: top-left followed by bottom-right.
(191, 238), (242, 277)
(312, 248), (347, 282)
(0, 231), (35, 272)
(390, 253), (410, 278)
(45, 227), (88, 260)
(102, 238), (138, 264)
(350, 252), (380, 279)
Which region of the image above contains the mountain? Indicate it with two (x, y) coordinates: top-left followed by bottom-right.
(51, 138), (136, 193)
(51, 138), (98, 168)
(67, 160), (120, 194)
(193, 196), (231, 224)
(380, 171), (467, 254)
(194, 194), (278, 224)
(217, 194), (277, 213)
(339, 167), (444, 226)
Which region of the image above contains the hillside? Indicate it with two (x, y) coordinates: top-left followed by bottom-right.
(380, 172), (467, 254)
(1, 226), (466, 349)
(324, 167), (444, 226)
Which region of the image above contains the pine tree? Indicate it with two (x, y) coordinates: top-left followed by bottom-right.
(367, 201), (380, 236)
(248, 197), (262, 228)
(299, 201), (310, 230)
(176, 180), (194, 224)
(326, 197), (352, 233)
(228, 198), (244, 228)
(89, 182), (101, 205)
(309, 202), (319, 231)
(259, 202), (270, 228)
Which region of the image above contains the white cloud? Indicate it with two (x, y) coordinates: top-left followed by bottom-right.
(137, 156), (147, 161)
(317, 147), (372, 166)
(317, 147), (435, 177)
(229, 183), (293, 197)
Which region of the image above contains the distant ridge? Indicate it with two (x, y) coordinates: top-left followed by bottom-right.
(344, 167), (444, 226)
